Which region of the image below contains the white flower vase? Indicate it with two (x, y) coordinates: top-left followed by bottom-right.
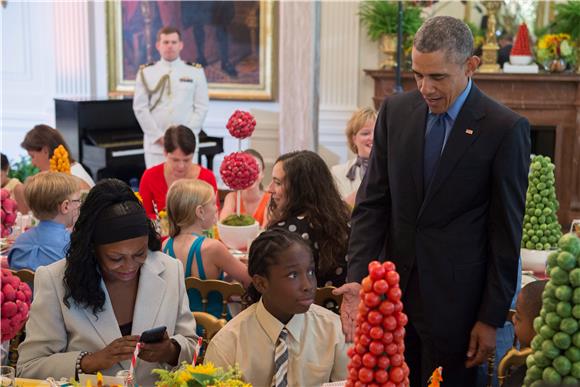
(521, 248), (554, 274)
(217, 221), (260, 252)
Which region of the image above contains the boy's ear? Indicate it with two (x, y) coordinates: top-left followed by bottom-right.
(59, 199), (70, 215)
(253, 274), (268, 294)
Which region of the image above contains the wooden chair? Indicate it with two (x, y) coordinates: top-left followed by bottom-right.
(192, 311), (227, 365)
(487, 309), (518, 387)
(185, 277), (246, 320)
(497, 347), (532, 386)
(314, 286), (342, 314)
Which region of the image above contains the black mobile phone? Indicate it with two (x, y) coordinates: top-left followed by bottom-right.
(139, 326), (167, 343)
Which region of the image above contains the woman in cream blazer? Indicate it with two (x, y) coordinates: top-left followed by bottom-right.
(17, 179), (197, 386)
(331, 107), (377, 206)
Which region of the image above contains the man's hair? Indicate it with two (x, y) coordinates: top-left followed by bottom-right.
(24, 171), (80, 220)
(520, 279), (548, 321)
(164, 125), (196, 155)
(157, 26), (181, 41)
(413, 16), (474, 64)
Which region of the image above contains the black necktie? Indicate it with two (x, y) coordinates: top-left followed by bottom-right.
(423, 113), (448, 191)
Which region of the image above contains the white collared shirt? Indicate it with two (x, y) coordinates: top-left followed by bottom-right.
(204, 298), (349, 387)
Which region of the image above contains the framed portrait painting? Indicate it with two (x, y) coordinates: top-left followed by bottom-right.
(107, 1), (275, 100)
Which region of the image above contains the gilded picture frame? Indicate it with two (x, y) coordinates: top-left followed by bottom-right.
(107, 1), (275, 100)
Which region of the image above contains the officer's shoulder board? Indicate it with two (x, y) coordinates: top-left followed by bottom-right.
(138, 63), (155, 71)
(186, 62), (203, 69)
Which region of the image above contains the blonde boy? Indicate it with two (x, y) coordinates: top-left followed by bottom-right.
(8, 172), (82, 270)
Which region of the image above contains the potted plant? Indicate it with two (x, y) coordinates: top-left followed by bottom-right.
(553, 0), (580, 73)
(217, 110), (260, 252)
(359, 1), (423, 69)
(536, 33), (577, 72)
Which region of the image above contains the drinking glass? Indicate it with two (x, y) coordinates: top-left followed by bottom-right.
(0, 366), (15, 387)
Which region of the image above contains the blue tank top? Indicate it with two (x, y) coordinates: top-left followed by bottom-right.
(163, 234), (229, 320)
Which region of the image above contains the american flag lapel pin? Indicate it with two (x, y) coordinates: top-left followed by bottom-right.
(465, 128), (474, 135)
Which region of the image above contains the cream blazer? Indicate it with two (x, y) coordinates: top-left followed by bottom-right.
(17, 251), (196, 386)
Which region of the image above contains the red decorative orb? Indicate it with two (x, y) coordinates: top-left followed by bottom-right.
(226, 110), (256, 139)
(219, 152), (260, 191)
(1, 269), (32, 342)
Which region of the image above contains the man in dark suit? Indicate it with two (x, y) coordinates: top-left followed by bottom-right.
(334, 16), (530, 386)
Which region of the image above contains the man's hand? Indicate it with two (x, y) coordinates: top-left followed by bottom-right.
(333, 282), (361, 343)
(465, 321), (496, 368)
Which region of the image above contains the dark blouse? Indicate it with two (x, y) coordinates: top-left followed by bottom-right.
(119, 321), (133, 337)
(269, 215), (347, 287)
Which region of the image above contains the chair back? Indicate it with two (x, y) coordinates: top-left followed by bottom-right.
(487, 309), (518, 387)
(185, 277), (245, 319)
(192, 311), (227, 364)
(497, 347), (532, 386)
(314, 286), (342, 314)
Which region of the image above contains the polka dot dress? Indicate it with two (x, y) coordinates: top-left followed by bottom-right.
(270, 216), (347, 287)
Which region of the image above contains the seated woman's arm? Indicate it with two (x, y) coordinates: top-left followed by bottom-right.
(16, 266), (78, 379)
(206, 240), (251, 288)
(138, 170), (156, 219)
(219, 192), (236, 222)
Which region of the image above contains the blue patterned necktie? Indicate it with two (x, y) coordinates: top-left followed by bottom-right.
(272, 328), (289, 387)
(423, 113), (448, 191)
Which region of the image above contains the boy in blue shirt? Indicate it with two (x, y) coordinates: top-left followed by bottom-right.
(9, 171), (81, 270)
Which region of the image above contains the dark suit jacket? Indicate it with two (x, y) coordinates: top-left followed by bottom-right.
(347, 84), (530, 353)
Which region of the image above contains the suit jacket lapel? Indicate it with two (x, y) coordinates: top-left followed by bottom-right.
(419, 86), (485, 218)
(131, 255), (167, 337)
(81, 280), (122, 349)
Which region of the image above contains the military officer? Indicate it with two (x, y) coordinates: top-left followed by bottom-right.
(133, 26), (209, 168)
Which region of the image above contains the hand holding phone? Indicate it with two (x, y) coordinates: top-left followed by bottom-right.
(139, 326), (167, 343)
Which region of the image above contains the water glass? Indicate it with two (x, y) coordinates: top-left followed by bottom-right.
(0, 366), (15, 387)
(115, 370), (133, 387)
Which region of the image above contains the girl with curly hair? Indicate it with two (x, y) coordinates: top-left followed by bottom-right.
(267, 150), (350, 287)
(17, 179), (196, 385)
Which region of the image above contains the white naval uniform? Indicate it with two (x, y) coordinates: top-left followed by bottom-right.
(133, 57), (209, 167)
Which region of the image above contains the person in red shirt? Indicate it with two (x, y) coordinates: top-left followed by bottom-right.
(139, 125), (218, 219)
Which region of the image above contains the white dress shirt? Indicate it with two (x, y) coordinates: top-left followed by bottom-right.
(205, 299), (348, 387)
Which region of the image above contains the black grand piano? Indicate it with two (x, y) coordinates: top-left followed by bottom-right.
(55, 98), (223, 185)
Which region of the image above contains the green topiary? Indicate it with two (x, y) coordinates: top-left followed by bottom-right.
(522, 155), (562, 251)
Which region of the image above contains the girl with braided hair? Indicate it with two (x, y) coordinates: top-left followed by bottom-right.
(204, 229), (348, 386)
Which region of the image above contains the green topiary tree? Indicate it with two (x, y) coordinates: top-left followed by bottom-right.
(522, 155), (562, 251)
(524, 233), (580, 386)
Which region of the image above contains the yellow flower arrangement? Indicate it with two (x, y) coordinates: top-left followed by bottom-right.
(536, 33), (577, 67)
(153, 362), (251, 387)
(49, 145), (71, 173)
